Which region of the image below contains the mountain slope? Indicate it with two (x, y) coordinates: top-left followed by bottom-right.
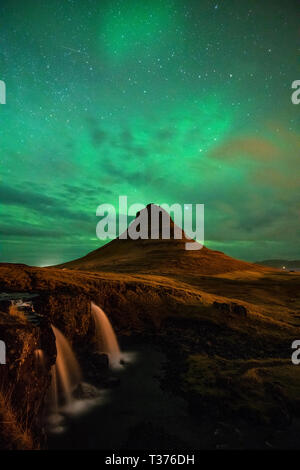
(256, 259), (300, 269)
(59, 204), (265, 276)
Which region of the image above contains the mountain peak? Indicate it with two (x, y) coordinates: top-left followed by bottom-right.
(59, 203), (261, 276)
(122, 203), (185, 241)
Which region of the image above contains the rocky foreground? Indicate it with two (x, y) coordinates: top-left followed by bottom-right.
(0, 259), (300, 449)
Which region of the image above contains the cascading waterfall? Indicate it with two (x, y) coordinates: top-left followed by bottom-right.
(91, 302), (121, 367)
(50, 325), (82, 410)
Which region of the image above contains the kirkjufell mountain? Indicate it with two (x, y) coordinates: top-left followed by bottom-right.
(59, 204), (263, 275)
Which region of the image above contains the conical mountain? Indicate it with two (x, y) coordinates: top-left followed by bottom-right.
(59, 204), (261, 276)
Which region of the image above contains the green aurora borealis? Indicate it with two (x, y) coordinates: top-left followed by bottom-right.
(1, 0), (299, 265)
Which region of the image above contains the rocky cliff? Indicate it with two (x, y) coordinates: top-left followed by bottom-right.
(0, 311), (55, 449)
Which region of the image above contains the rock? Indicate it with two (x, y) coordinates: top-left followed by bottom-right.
(0, 310), (55, 449)
(213, 301), (230, 313)
(91, 352), (110, 370)
(213, 301), (247, 317)
(231, 303), (247, 317)
(73, 382), (101, 399)
(83, 353), (111, 386)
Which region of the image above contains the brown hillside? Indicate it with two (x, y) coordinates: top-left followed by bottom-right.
(59, 204), (264, 276)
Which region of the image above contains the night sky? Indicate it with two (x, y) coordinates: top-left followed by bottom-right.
(1, 0), (299, 266)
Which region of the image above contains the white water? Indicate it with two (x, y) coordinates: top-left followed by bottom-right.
(47, 322), (119, 435)
(50, 325), (82, 410)
(91, 302), (121, 368)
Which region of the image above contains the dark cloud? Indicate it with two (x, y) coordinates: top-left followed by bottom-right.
(0, 184), (54, 209)
(111, 128), (150, 159)
(0, 183), (95, 223)
(86, 117), (108, 147)
(61, 183), (113, 197)
(91, 128), (108, 147)
(156, 128), (176, 141)
(0, 223), (66, 238)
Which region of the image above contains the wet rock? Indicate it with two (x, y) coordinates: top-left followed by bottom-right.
(83, 352), (110, 386)
(91, 352), (109, 370)
(73, 382), (101, 399)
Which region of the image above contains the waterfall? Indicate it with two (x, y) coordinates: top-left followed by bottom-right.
(91, 302), (121, 367)
(50, 325), (82, 409)
(34, 349), (45, 373)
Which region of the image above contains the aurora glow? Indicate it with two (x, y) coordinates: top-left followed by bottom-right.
(0, 0), (299, 265)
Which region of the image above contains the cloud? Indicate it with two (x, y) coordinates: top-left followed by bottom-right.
(206, 128), (300, 191)
(0, 184), (54, 209)
(208, 136), (280, 161)
(0, 223), (66, 238)
(0, 183), (95, 223)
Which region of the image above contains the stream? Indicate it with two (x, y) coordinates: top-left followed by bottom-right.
(48, 343), (203, 450)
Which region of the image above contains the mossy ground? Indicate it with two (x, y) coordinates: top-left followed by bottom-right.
(183, 355), (300, 427)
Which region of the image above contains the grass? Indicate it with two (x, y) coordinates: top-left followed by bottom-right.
(183, 355), (300, 426)
(0, 387), (34, 450)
